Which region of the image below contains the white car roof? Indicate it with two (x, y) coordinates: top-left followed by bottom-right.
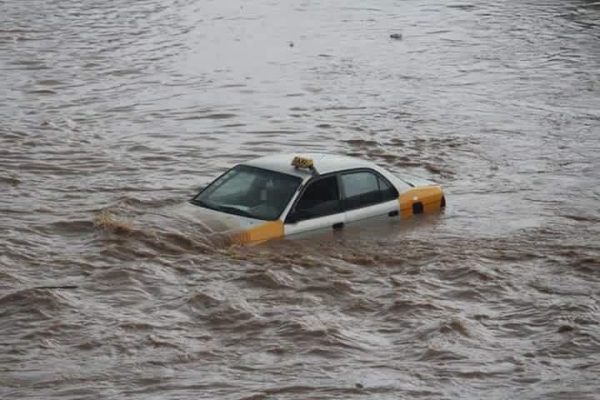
(241, 153), (381, 179)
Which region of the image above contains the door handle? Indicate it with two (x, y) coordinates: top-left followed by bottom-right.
(388, 210), (399, 217)
(332, 222), (344, 230)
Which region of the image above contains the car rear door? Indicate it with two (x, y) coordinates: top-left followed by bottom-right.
(340, 170), (400, 226)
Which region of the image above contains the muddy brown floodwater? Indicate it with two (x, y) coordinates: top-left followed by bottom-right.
(1, 0), (599, 399)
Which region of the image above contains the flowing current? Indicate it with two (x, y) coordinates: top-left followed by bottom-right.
(1, 1), (599, 399)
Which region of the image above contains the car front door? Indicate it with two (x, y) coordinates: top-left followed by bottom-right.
(340, 170), (400, 226)
(283, 175), (346, 238)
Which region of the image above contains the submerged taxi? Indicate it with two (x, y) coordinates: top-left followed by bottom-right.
(186, 154), (445, 244)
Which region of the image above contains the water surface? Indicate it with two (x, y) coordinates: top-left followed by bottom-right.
(1, 0), (599, 399)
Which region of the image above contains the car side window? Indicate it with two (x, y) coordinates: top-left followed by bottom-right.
(292, 176), (341, 221)
(341, 171), (398, 210)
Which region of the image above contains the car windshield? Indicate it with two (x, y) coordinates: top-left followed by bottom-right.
(191, 165), (302, 221)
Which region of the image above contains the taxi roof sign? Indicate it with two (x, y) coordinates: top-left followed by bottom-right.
(291, 156), (317, 173)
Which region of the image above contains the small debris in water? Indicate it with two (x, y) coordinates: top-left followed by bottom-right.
(289, 41), (294, 47)
(95, 210), (133, 234)
(390, 33), (402, 40)
(355, 383), (364, 389)
(558, 325), (574, 333)
(33, 285), (78, 290)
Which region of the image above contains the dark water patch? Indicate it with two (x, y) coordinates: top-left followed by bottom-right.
(105, 104), (137, 113)
(36, 79), (64, 86)
(41, 220), (96, 235)
(140, 154), (176, 162)
(447, 4), (477, 10)
(25, 89), (57, 95)
(0, 175), (21, 186)
(8, 59), (48, 70)
(0, 288), (70, 318)
(245, 129), (300, 135)
(126, 144), (155, 152)
(218, 83), (246, 88)
(561, 214), (600, 223)
(343, 138), (378, 147)
(20, 321), (82, 341)
(177, 113), (237, 120)
(221, 122), (247, 128)
(108, 68), (144, 77)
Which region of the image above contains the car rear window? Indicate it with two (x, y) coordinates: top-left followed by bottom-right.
(341, 170), (398, 211)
